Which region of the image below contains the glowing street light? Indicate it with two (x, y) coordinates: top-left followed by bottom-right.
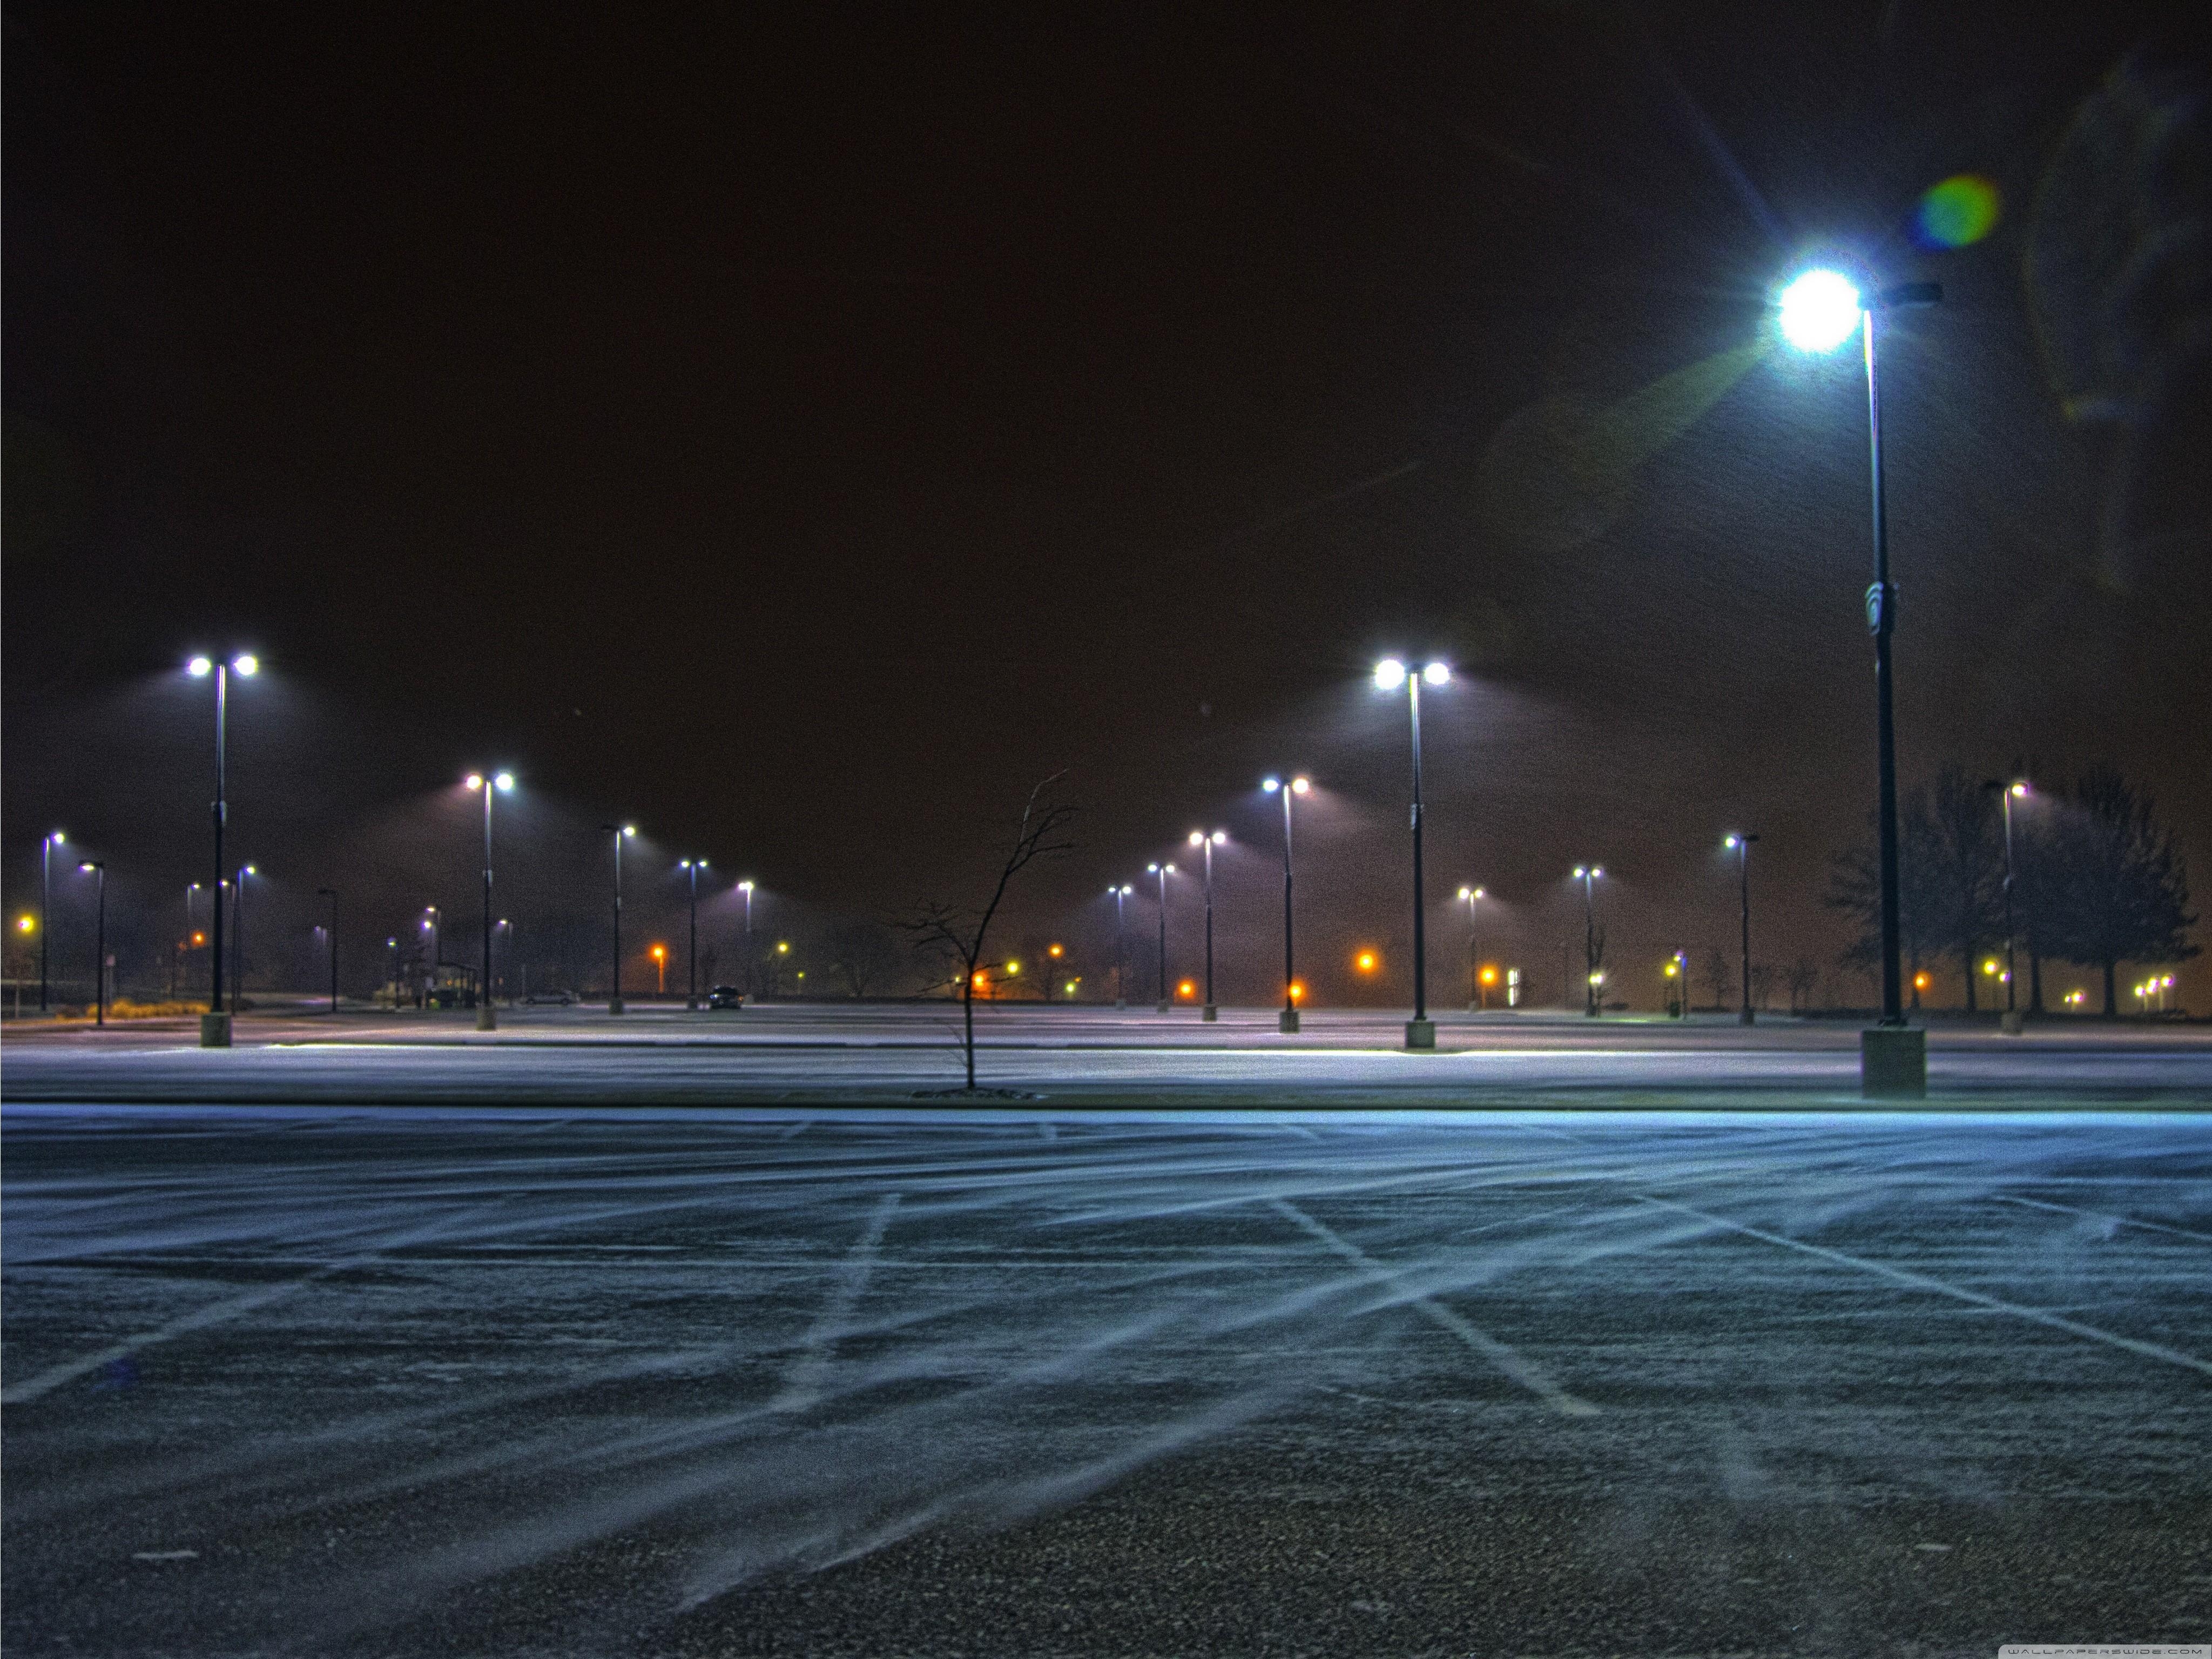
(600, 824), (637, 1012)
(1188, 830), (1228, 1020)
(185, 651), (259, 1046)
(1571, 866), (1605, 1016)
(1778, 265), (1941, 1094)
(1724, 834), (1761, 1026)
(39, 830), (64, 1014)
(1263, 775), (1311, 1033)
(1375, 658), (1450, 1048)
(1107, 884), (1133, 1009)
(463, 772), (515, 1030)
(1146, 861), (1177, 1013)
(1456, 885), (1487, 1011)
(76, 860), (107, 1026)
(679, 859), (710, 1008)
(651, 942), (668, 996)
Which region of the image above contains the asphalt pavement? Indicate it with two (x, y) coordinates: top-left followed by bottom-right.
(3, 1103), (2209, 1656)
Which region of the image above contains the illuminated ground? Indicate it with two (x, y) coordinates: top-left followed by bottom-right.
(2, 1105), (2207, 1656)
(3, 1001), (2208, 1107)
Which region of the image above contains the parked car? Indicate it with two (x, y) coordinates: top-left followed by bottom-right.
(706, 985), (745, 1009)
(523, 989), (577, 1006)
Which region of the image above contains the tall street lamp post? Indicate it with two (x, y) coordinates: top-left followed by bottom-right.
(737, 881), (755, 1001)
(1147, 861), (1176, 1012)
(679, 859), (708, 1009)
(316, 887), (339, 1014)
(1984, 779), (2029, 1033)
(1724, 834), (1759, 1025)
(1108, 884), (1132, 1009)
(1262, 776), (1310, 1033)
(1572, 865), (1604, 1016)
(40, 831), (65, 1013)
(601, 825), (636, 1013)
(1778, 267), (1941, 1096)
(464, 773), (514, 1031)
(1375, 659), (1449, 1050)
(186, 652), (258, 1046)
(1458, 885), (1486, 1010)
(1188, 830), (1227, 1021)
(77, 861), (106, 1026)
(231, 865), (258, 1015)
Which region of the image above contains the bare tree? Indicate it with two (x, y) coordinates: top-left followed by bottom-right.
(1786, 955), (1819, 1014)
(1699, 947), (1732, 1013)
(1749, 962), (1777, 1012)
(828, 921), (900, 999)
(901, 773), (1078, 1090)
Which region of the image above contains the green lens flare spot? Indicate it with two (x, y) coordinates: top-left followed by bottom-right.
(1916, 174), (2001, 247)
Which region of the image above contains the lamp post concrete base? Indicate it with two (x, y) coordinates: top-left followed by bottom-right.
(1156, 1001), (1169, 1014)
(2000, 1009), (2024, 1036)
(1741, 1008), (1756, 1026)
(1279, 1008), (1299, 1034)
(609, 997), (624, 1015)
(1861, 1026), (1926, 1097)
(1405, 1018), (1435, 1050)
(476, 1004), (496, 1032)
(199, 1012), (232, 1048)
(1116, 998), (1126, 1010)
(1202, 1004), (1217, 1022)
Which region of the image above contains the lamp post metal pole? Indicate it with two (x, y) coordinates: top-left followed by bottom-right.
(81, 861), (105, 1027)
(318, 888), (338, 1014)
(682, 861), (705, 1009)
(1408, 672), (1428, 1034)
(1110, 885), (1129, 1010)
(603, 827), (630, 1015)
(477, 783), (497, 1031)
(739, 881), (754, 1001)
(1866, 307), (1905, 1034)
(1728, 835), (1759, 1025)
(1266, 779), (1305, 1034)
(1191, 832), (1222, 1021)
(41, 832), (63, 1013)
(1149, 862), (1174, 1012)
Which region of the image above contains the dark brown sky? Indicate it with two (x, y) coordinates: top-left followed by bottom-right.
(5, 3), (2206, 1008)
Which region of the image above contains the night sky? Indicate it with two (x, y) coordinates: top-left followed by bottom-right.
(5, 3), (2207, 1010)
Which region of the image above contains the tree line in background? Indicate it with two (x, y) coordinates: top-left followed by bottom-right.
(1825, 765), (2197, 1016)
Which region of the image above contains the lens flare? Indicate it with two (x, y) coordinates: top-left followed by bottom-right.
(1914, 174), (2000, 248)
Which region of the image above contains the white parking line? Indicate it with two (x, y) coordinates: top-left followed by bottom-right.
(1267, 1199), (1599, 1416)
(1991, 1192), (2212, 1244)
(1635, 1195), (2212, 1378)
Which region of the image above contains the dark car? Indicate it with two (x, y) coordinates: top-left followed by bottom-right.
(705, 986), (744, 1009)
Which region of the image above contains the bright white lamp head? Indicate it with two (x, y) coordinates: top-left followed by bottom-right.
(232, 655), (258, 677)
(1262, 777), (1280, 793)
(2010, 781), (2029, 798)
(494, 772), (514, 791)
(187, 656), (213, 677)
(1779, 269), (1863, 352)
(1373, 658), (1407, 691)
(1210, 831), (1226, 846)
(622, 825), (636, 838)
(466, 773), (484, 790)
(1422, 662), (1450, 686)
(1724, 834), (1740, 848)
(1573, 866), (1586, 879)
(1291, 776), (1310, 794)
(1189, 831), (1204, 846)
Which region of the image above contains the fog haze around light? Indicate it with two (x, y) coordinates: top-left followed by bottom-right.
(3, 3), (2206, 1012)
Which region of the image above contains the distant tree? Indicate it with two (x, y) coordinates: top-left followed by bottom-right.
(699, 946), (719, 991)
(1748, 962), (1777, 1012)
(1700, 947), (1732, 1012)
(1825, 777), (1964, 1007)
(901, 774), (1078, 1090)
(2036, 768), (2199, 1016)
(1786, 956), (1819, 1014)
(1914, 765), (2006, 1011)
(828, 921), (900, 999)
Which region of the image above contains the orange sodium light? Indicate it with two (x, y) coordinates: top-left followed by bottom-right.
(1289, 981), (1306, 1002)
(1354, 950), (1379, 974)
(1177, 980), (1197, 1000)
(1479, 965), (1498, 984)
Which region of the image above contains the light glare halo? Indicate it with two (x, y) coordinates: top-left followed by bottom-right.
(232, 655), (258, 676)
(1373, 658), (1406, 690)
(1422, 662), (1450, 685)
(1779, 269), (1863, 352)
(187, 656), (213, 677)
